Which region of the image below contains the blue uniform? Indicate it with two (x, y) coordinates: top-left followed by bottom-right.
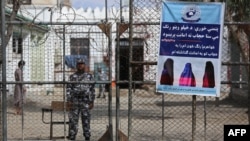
(66, 71), (95, 140)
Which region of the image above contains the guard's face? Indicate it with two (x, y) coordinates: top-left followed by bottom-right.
(20, 65), (24, 69)
(77, 63), (85, 71)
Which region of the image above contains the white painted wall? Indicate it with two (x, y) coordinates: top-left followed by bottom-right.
(4, 3), (230, 94)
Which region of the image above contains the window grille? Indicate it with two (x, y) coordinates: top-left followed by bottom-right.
(12, 37), (23, 54)
(70, 38), (90, 57)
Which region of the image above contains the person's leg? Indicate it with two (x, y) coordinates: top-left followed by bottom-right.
(101, 84), (106, 98)
(97, 84), (101, 98)
(15, 102), (21, 115)
(81, 105), (91, 141)
(19, 101), (23, 115)
(15, 107), (19, 115)
(18, 107), (22, 115)
(68, 108), (80, 140)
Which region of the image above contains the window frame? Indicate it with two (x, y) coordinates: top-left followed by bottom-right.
(12, 35), (23, 54)
(70, 38), (90, 57)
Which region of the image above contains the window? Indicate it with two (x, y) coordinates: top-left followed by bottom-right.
(7, 0), (31, 5)
(70, 38), (90, 71)
(12, 37), (23, 54)
(70, 38), (89, 57)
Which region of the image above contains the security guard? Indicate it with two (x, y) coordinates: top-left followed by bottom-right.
(66, 58), (95, 141)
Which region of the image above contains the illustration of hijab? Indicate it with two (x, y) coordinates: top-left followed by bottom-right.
(202, 61), (215, 88)
(160, 58), (174, 85)
(179, 63), (196, 87)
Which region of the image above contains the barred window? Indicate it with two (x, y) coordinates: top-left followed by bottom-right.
(70, 38), (89, 57)
(12, 36), (23, 54)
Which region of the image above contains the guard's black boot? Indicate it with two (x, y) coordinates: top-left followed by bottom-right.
(85, 137), (90, 141)
(67, 135), (75, 140)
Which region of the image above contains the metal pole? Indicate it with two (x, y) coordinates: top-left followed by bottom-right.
(108, 23), (113, 141)
(204, 97), (207, 141)
(105, 0), (107, 22)
(120, 0), (123, 22)
(115, 23), (121, 141)
(62, 25), (67, 140)
(1, 0), (7, 140)
(162, 94), (165, 141)
(20, 25), (24, 141)
(192, 95), (196, 141)
(128, 0), (134, 140)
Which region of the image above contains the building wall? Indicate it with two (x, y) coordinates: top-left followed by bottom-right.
(32, 0), (71, 6)
(6, 2), (230, 85)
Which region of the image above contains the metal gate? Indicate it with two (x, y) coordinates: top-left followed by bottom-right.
(1, 0), (250, 141)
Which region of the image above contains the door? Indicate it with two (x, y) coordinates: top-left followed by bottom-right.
(118, 38), (144, 88)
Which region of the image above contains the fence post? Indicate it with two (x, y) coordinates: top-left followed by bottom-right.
(192, 95), (196, 141)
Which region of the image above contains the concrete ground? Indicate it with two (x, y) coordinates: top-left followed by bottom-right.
(4, 85), (249, 141)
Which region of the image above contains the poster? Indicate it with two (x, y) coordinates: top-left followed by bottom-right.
(156, 1), (225, 97)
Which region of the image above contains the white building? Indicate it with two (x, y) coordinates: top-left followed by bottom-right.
(3, 0), (229, 94)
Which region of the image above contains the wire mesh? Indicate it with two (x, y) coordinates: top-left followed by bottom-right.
(1, 0), (249, 141)
(4, 21), (111, 140)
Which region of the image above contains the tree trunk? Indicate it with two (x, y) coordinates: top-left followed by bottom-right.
(1, 0), (21, 140)
(5, 0), (21, 46)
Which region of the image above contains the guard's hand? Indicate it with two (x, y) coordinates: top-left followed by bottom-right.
(89, 102), (94, 110)
(67, 102), (73, 110)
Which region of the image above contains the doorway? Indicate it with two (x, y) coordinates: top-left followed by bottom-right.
(118, 38), (144, 88)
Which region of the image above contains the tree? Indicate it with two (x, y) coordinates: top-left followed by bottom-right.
(5, 0), (22, 46)
(225, 0), (250, 71)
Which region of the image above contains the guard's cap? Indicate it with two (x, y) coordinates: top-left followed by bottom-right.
(18, 60), (25, 66)
(76, 58), (85, 64)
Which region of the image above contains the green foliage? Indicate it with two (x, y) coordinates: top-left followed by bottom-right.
(227, 0), (250, 21)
